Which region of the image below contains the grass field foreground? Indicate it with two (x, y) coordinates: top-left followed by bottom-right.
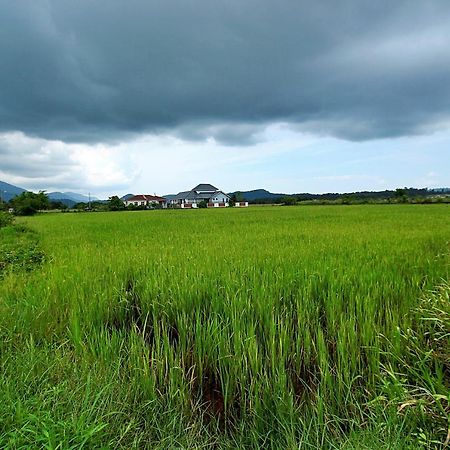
(0, 205), (449, 448)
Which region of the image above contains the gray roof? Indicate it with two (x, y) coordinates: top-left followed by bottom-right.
(172, 190), (191, 200)
(182, 190), (211, 200)
(193, 192), (214, 200)
(171, 184), (230, 201)
(192, 183), (218, 192)
(172, 189), (230, 202)
(212, 190), (231, 200)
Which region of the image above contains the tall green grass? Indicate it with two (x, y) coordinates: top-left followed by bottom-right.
(0, 205), (448, 448)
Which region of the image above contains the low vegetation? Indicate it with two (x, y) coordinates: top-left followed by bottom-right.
(0, 205), (448, 448)
(377, 283), (450, 447)
(0, 214), (46, 275)
(0, 211), (14, 228)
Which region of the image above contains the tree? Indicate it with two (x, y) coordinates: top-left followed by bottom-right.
(148, 201), (161, 210)
(394, 188), (408, 203)
(198, 200), (208, 208)
(49, 200), (68, 210)
(229, 191), (245, 207)
(281, 196), (297, 206)
(74, 202), (87, 210)
(108, 196), (125, 211)
(10, 191), (49, 215)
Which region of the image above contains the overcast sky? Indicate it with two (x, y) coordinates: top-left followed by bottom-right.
(0, 0), (449, 197)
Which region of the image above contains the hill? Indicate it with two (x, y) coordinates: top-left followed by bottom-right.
(47, 192), (101, 207)
(0, 181), (100, 207)
(230, 187), (449, 203)
(120, 194), (135, 201)
(229, 189), (285, 202)
(47, 192), (99, 203)
(0, 180), (26, 202)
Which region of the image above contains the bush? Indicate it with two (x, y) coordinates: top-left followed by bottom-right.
(15, 205), (38, 216)
(0, 212), (14, 228)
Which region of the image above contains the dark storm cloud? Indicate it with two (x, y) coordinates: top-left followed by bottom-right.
(1, 0), (450, 143)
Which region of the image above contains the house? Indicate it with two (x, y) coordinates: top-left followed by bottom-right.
(124, 194), (167, 208)
(170, 184), (231, 208)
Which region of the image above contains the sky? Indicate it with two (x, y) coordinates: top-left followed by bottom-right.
(0, 0), (449, 197)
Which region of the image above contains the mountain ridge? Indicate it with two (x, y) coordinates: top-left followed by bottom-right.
(0, 180), (99, 205)
(47, 192), (99, 202)
(0, 180), (26, 202)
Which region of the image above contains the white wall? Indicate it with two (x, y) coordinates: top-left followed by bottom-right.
(210, 192), (229, 203)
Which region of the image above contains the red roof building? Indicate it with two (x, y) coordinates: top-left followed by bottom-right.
(124, 194), (166, 208)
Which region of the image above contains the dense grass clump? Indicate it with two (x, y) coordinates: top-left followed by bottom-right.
(0, 205), (449, 448)
(0, 212), (14, 229)
(0, 218), (45, 275)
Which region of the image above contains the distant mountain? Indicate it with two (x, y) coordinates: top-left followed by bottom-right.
(120, 193), (135, 201)
(0, 181), (102, 207)
(228, 187), (449, 204)
(47, 192), (73, 201)
(0, 180), (26, 202)
(229, 189), (286, 202)
(47, 192), (99, 202)
(51, 198), (77, 208)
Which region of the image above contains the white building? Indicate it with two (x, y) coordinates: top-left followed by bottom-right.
(170, 184), (231, 208)
(124, 194), (167, 208)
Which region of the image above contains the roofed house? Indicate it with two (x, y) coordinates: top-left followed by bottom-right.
(124, 194), (167, 208)
(170, 184), (230, 208)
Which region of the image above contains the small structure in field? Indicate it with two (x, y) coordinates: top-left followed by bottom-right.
(171, 184), (231, 208)
(124, 194), (167, 208)
(234, 201), (249, 207)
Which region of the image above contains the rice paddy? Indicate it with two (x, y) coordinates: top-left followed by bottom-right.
(0, 205), (449, 449)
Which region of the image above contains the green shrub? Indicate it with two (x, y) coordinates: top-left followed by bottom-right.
(15, 205), (38, 216)
(0, 212), (13, 228)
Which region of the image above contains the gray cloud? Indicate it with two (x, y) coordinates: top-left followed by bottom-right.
(0, 0), (450, 144)
(0, 132), (134, 192)
(174, 122), (266, 146)
(0, 133), (74, 178)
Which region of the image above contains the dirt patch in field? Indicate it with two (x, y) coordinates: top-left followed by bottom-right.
(287, 356), (320, 402)
(186, 363), (240, 432)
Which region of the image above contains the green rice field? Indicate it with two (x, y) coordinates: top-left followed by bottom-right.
(1, 205), (449, 449)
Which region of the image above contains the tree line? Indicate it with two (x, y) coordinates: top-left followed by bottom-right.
(249, 188), (449, 205)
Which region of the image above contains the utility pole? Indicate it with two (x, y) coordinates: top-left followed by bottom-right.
(88, 192), (91, 210)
